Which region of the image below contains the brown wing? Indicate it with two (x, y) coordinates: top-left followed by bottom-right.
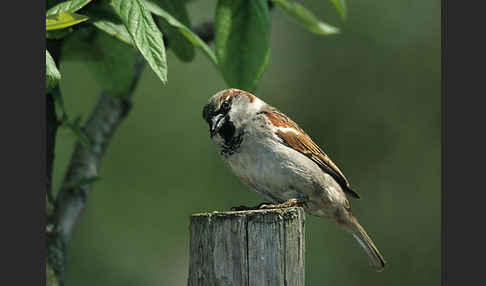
(264, 109), (360, 199)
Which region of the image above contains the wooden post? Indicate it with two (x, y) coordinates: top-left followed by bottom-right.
(187, 207), (305, 286)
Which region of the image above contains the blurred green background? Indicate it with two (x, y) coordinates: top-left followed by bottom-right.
(53, 0), (440, 285)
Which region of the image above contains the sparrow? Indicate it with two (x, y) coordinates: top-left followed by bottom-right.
(202, 88), (386, 271)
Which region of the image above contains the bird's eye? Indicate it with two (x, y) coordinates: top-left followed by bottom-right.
(221, 100), (230, 111)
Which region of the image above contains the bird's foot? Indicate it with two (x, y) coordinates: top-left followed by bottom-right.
(231, 198), (306, 211)
(230, 205), (253, 211)
(229, 204), (261, 211)
(259, 198), (306, 209)
(230, 202), (274, 211)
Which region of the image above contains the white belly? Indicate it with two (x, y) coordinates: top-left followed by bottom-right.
(221, 134), (348, 212)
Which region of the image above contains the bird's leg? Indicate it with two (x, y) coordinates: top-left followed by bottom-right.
(259, 198), (307, 209)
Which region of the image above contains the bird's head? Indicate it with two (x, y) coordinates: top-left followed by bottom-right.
(202, 88), (264, 144)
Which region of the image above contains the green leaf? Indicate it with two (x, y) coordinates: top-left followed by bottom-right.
(150, 0), (195, 62)
(51, 87), (68, 122)
(215, 0), (270, 92)
(46, 1), (91, 37)
(82, 2), (134, 45)
(273, 0), (340, 35)
(146, 1), (217, 66)
(110, 0), (168, 84)
(61, 28), (136, 97)
(46, 0), (93, 16)
(91, 19), (134, 45)
(331, 0), (347, 21)
(46, 12), (89, 31)
(46, 50), (61, 93)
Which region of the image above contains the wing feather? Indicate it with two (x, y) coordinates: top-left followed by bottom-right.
(264, 109), (360, 199)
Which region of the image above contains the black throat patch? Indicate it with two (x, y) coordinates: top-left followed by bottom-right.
(218, 116), (243, 157)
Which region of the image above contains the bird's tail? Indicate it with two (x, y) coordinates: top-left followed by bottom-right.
(342, 215), (386, 271)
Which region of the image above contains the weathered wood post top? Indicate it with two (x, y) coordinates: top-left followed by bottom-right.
(187, 207), (305, 286)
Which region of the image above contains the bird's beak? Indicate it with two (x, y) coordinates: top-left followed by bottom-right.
(210, 114), (225, 137)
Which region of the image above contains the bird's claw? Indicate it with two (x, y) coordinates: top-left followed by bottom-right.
(259, 198), (306, 209)
(230, 202), (274, 211)
(231, 198), (306, 211)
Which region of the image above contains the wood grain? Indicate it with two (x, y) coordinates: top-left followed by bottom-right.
(188, 207), (305, 286)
